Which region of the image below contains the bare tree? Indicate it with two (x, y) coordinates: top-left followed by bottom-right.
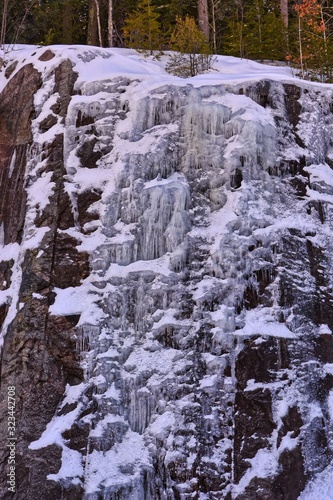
(210, 0), (221, 53)
(108, 0), (113, 47)
(94, 0), (102, 46)
(0, 0), (9, 48)
(1, 0), (38, 50)
(87, 0), (102, 46)
(295, 1), (304, 78)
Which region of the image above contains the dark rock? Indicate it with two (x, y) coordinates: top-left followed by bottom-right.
(234, 337), (290, 485)
(76, 109), (95, 127)
(0, 260), (13, 290)
(234, 388), (276, 481)
(0, 60), (87, 500)
(51, 233), (90, 288)
(35, 134), (75, 230)
(4, 61), (18, 79)
(77, 137), (102, 168)
(39, 114), (57, 133)
(283, 84), (302, 128)
(245, 80), (272, 108)
(230, 168), (243, 189)
(51, 59), (78, 118)
(0, 303), (8, 329)
(38, 50), (55, 61)
(314, 334), (333, 363)
(0, 64), (42, 244)
(77, 189), (102, 228)
(62, 422), (90, 451)
(272, 446), (307, 500)
(236, 337), (289, 388)
(278, 405), (303, 446)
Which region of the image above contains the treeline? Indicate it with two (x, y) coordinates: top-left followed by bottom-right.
(2, 0), (333, 80)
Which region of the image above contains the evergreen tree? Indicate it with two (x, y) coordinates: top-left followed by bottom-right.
(242, 0), (287, 60)
(221, 0), (246, 58)
(123, 0), (162, 54)
(222, 0), (287, 60)
(23, 0), (88, 45)
(166, 16), (213, 77)
(153, 0), (196, 44)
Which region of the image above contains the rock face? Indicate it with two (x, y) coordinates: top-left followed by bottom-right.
(0, 47), (333, 499)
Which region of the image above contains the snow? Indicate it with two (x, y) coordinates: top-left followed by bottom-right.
(124, 346), (179, 375)
(8, 149), (16, 178)
(232, 447), (278, 496)
(319, 324), (332, 335)
(0, 44), (298, 98)
(103, 383), (121, 401)
(27, 171), (55, 212)
(189, 190), (242, 255)
(306, 187), (333, 202)
(84, 430), (151, 493)
(192, 276), (228, 301)
(104, 257), (173, 278)
(204, 93), (275, 126)
(48, 446), (84, 482)
(235, 308), (296, 338)
(199, 374), (218, 389)
(29, 403), (83, 449)
(0, 242), (20, 262)
(143, 172), (187, 190)
(89, 413), (125, 438)
(149, 411), (175, 439)
(298, 464), (333, 499)
(49, 284), (104, 325)
(305, 163), (333, 187)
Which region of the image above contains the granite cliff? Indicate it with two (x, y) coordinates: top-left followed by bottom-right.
(0, 46), (332, 499)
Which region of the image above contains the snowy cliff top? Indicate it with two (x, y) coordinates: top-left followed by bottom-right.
(0, 44), (300, 93)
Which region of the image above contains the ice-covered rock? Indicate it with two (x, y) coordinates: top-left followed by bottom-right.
(0, 46), (333, 499)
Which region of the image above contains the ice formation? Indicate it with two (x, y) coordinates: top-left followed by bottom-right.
(0, 46), (332, 499)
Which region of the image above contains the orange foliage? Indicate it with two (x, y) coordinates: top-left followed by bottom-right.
(288, 0), (328, 71)
(294, 0), (320, 16)
(294, 0), (326, 33)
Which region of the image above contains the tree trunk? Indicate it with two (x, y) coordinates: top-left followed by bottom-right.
(237, 0), (245, 59)
(87, 0), (98, 45)
(320, 4), (327, 57)
(1, 0), (9, 48)
(94, 0), (103, 46)
(210, 0), (216, 53)
(280, 0), (288, 28)
(62, 0), (73, 44)
(198, 0), (209, 40)
(297, 7), (304, 78)
(108, 0), (113, 47)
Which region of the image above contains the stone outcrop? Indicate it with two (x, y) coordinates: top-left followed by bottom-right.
(0, 47), (333, 499)
(0, 54), (86, 500)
